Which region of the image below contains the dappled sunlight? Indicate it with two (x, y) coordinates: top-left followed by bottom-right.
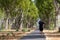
(0, 0), (60, 40)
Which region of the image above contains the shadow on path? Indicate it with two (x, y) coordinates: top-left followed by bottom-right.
(20, 30), (46, 40)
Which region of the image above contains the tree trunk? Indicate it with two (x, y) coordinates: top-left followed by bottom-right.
(54, 0), (60, 31)
(4, 8), (10, 30)
(20, 11), (23, 30)
(5, 18), (9, 29)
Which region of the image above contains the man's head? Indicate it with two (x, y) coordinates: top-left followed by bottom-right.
(38, 18), (41, 21)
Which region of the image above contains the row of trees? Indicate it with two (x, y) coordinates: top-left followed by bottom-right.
(35, 0), (55, 29)
(0, 0), (38, 31)
(35, 0), (60, 30)
(0, 0), (60, 30)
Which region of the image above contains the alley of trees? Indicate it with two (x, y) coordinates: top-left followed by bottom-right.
(0, 0), (60, 31)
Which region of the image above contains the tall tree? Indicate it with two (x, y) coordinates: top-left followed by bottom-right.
(54, 0), (60, 32)
(0, 0), (21, 29)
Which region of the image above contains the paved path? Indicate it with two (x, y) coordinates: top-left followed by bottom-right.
(19, 30), (46, 40)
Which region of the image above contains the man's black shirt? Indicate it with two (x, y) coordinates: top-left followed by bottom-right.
(39, 21), (44, 31)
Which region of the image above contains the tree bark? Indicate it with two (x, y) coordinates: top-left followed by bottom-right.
(5, 18), (9, 29)
(54, 0), (60, 31)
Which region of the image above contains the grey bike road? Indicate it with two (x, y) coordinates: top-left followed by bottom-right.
(20, 30), (46, 40)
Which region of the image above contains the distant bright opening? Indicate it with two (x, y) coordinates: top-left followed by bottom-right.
(32, 0), (34, 1)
